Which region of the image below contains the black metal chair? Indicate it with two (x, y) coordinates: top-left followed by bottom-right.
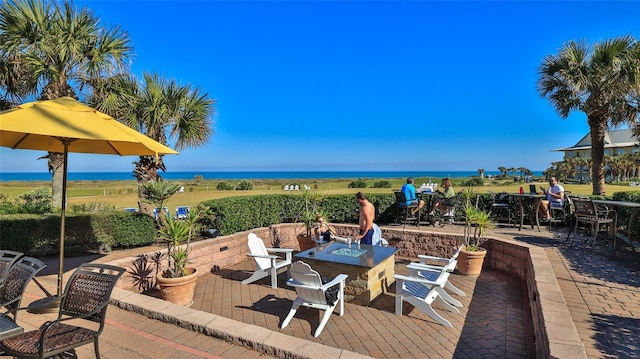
(394, 190), (420, 227)
(568, 197), (616, 248)
(488, 190), (512, 227)
(0, 250), (24, 289)
(0, 256), (45, 321)
(0, 263), (125, 359)
(548, 192), (574, 232)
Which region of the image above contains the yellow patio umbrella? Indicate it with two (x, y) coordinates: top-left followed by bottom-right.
(0, 97), (178, 298)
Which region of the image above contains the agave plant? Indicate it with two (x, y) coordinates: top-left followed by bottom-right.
(463, 205), (495, 251)
(158, 205), (209, 278)
(299, 190), (323, 237)
(157, 215), (191, 277)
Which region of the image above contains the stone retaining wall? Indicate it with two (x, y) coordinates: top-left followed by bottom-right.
(109, 223), (586, 359)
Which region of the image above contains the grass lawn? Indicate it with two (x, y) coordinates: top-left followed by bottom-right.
(2, 177), (637, 212)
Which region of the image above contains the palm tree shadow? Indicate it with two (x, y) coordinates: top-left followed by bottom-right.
(513, 231), (640, 288)
(592, 314), (640, 358)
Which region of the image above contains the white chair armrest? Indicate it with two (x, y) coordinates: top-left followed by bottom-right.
(408, 262), (445, 272)
(320, 274), (348, 290)
(417, 255), (449, 263)
(247, 253), (279, 260)
(265, 248), (293, 261)
(394, 273), (441, 286)
(266, 248), (294, 253)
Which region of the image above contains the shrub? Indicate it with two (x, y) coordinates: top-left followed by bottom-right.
(0, 211), (156, 256)
(216, 181), (235, 190)
(373, 180), (392, 188)
(201, 193), (398, 236)
(0, 193), (20, 214)
(17, 187), (53, 214)
(236, 181), (254, 190)
(69, 202), (116, 213)
(348, 179), (367, 188)
(460, 177), (484, 187)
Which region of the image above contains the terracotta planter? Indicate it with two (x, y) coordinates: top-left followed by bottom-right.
(457, 248), (487, 277)
(156, 267), (198, 306)
(296, 234), (315, 251)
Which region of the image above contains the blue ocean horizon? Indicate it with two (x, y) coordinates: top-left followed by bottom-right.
(0, 170), (543, 182)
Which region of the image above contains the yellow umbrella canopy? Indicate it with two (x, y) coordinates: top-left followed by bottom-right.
(0, 97), (177, 155)
(0, 97), (178, 297)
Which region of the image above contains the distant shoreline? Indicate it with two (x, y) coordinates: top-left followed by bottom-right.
(0, 170), (544, 182)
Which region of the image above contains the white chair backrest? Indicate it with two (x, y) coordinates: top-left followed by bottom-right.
(452, 245), (463, 260)
(372, 224), (382, 246)
(290, 261), (323, 287)
(247, 233), (270, 270)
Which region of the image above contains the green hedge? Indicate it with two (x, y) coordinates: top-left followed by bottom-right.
(610, 191), (640, 239)
(202, 193), (398, 236)
(0, 212), (156, 257)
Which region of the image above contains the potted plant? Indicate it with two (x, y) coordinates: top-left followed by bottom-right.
(458, 204), (495, 277)
(141, 179), (201, 306)
(155, 213), (200, 306)
(296, 190), (323, 250)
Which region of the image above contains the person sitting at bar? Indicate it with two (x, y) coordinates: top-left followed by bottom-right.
(539, 176), (564, 221)
(401, 177), (425, 215)
(429, 177), (455, 215)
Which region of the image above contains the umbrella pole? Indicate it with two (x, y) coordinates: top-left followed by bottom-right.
(57, 142), (69, 298)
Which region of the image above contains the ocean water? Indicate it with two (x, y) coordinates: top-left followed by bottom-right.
(0, 171), (542, 182)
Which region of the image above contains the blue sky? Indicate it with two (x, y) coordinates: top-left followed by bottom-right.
(1, 0), (639, 173)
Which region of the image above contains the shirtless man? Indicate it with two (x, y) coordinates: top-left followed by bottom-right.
(355, 192), (376, 245)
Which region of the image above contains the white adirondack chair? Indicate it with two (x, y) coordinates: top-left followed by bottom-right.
(242, 233), (294, 289)
(394, 268), (460, 327)
(413, 245), (466, 300)
(284, 185), (290, 191)
(280, 261), (348, 337)
(406, 262), (463, 308)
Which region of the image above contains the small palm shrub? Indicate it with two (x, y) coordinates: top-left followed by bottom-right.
(373, 180), (392, 188)
(348, 180), (367, 188)
(216, 181), (235, 190)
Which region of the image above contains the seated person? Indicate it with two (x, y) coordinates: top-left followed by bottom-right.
(401, 177), (425, 215)
(314, 214), (336, 242)
(538, 176), (564, 220)
(429, 177), (455, 215)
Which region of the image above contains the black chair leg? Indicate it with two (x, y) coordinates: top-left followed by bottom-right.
(94, 337), (101, 359)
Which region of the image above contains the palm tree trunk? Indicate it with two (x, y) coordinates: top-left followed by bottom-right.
(589, 117), (607, 195)
(134, 155), (164, 216)
(49, 152), (64, 208)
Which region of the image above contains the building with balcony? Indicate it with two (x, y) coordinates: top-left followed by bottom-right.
(553, 128), (639, 180)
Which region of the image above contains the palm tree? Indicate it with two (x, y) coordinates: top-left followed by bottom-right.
(91, 72), (215, 215)
(0, 0), (133, 207)
(538, 36), (640, 195)
(497, 166), (507, 178)
(477, 168), (484, 178)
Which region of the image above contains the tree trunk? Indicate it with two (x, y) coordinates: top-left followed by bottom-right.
(49, 152), (64, 208)
(40, 83), (77, 208)
(588, 117), (607, 195)
(134, 155), (164, 216)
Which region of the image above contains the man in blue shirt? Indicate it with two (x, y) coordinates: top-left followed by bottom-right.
(401, 177), (425, 215)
